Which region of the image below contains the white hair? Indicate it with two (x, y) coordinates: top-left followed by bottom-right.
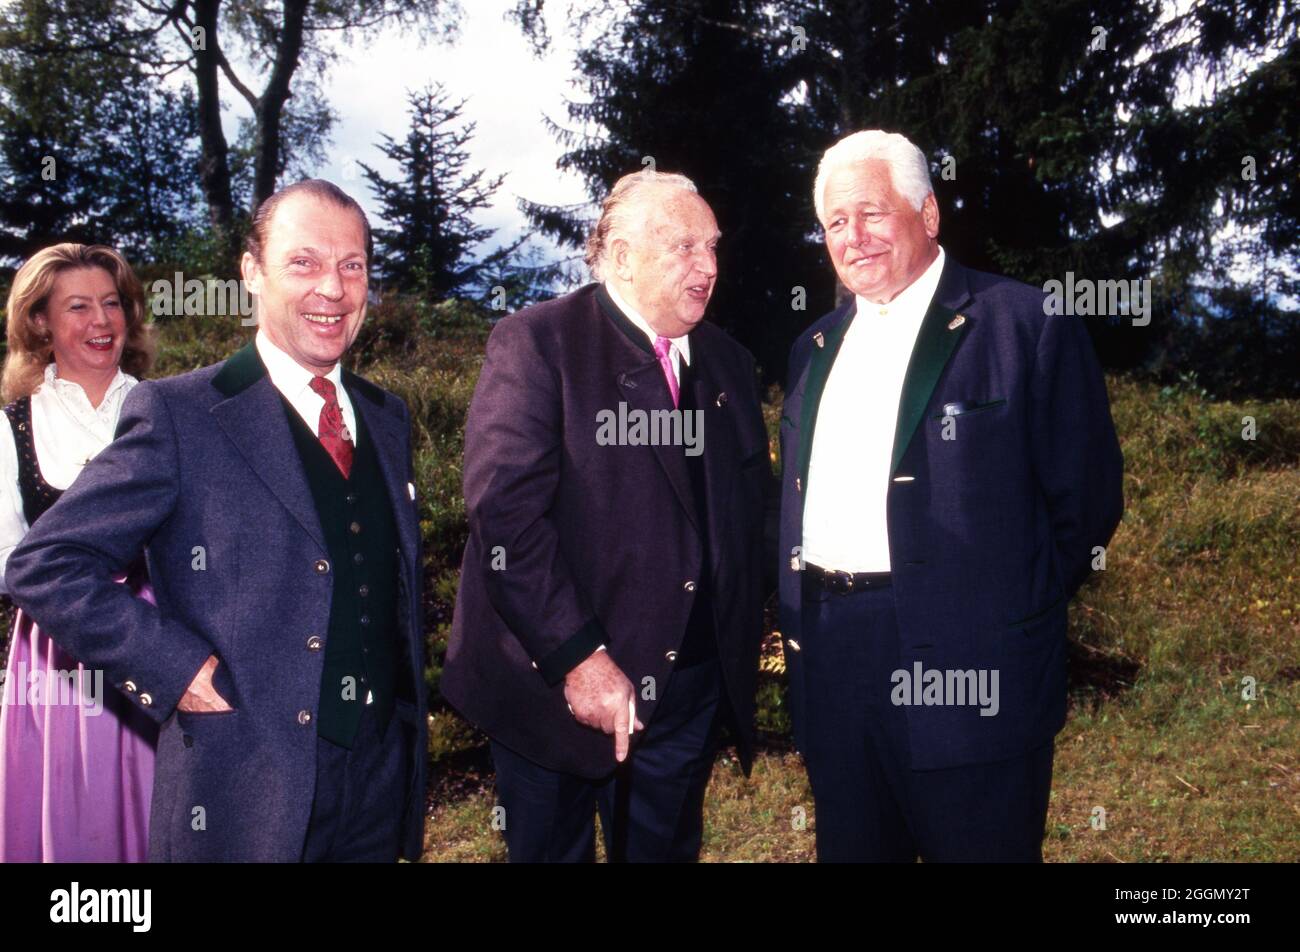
(813, 130), (933, 224)
(586, 170), (699, 280)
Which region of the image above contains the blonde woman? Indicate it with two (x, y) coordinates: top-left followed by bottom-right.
(0, 243), (157, 861)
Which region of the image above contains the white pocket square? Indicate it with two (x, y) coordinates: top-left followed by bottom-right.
(407, 481), (416, 501)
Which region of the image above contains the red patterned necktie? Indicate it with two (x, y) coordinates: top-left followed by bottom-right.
(309, 375), (354, 478)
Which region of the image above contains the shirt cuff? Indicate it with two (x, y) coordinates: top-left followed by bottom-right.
(536, 618), (607, 686)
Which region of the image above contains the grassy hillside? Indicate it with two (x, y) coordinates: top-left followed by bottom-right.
(10, 299), (1298, 861)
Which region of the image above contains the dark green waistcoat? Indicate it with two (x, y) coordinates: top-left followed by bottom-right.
(282, 397), (400, 749)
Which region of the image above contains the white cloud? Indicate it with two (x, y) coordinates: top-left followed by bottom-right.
(311, 0), (593, 253)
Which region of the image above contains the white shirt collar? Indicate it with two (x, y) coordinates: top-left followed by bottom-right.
(855, 245), (946, 322)
(42, 362), (135, 409)
(603, 281), (692, 365)
(255, 329), (345, 399)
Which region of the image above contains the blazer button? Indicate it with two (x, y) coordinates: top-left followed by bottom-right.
(349, 521), (362, 534)
(122, 680), (138, 694)
(313, 559), (330, 574)
(787, 639), (802, 652)
(715, 392), (728, 407)
(665, 650), (678, 662)
(683, 580), (696, 592)
(358, 584), (370, 598)
(306, 635), (323, 651)
(346, 493), (358, 504)
(297, 710), (312, 726)
(138, 693), (153, 707)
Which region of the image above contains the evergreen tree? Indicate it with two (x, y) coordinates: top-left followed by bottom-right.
(781, 0), (1299, 375)
(119, 0), (460, 255)
(512, 0), (1299, 392)
(509, 0), (821, 379)
(361, 83), (522, 299)
(513, 0), (825, 376)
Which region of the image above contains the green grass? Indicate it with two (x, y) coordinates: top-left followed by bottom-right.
(6, 299), (1295, 862)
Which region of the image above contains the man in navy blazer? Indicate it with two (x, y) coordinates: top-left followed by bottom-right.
(7, 180), (427, 862)
(779, 131), (1123, 861)
(444, 170), (771, 862)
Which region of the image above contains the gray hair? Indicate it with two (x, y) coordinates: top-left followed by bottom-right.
(813, 130), (933, 224)
(585, 170), (699, 280)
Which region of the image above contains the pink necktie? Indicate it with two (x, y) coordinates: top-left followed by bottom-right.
(653, 336), (680, 408)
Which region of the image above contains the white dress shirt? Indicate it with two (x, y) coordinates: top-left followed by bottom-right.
(604, 281), (691, 384)
(0, 362), (138, 592)
(801, 246), (947, 573)
(255, 330), (357, 447)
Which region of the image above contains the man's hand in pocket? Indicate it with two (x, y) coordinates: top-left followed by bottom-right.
(176, 654), (234, 713)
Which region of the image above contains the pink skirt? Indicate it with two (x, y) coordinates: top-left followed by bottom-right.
(0, 580), (158, 862)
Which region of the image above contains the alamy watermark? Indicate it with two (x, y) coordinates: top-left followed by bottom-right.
(890, 662), (1000, 716)
(595, 402), (704, 456)
(49, 882), (150, 932)
(0, 663), (105, 715)
(150, 273), (256, 324)
(1043, 272), (1151, 326)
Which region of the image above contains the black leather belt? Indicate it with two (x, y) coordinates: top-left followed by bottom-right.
(804, 562), (892, 595)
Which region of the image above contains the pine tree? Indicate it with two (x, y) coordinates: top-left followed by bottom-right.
(361, 83), (522, 299)
(512, 0), (1298, 392)
(513, 0), (828, 376)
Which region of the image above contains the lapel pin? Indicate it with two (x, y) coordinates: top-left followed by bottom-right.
(813, 331), (824, 348)
(947, 314), (966, 331)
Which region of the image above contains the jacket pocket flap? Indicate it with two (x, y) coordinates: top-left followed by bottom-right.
(932, 398), (1007, 419)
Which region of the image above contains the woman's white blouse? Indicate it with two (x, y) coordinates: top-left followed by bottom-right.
(0, 363), (138, 593)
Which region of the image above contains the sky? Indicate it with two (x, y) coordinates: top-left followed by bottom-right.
(256, 0), (593, 261)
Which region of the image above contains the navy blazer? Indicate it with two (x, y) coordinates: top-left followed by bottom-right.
(6, 344), (428, 862)
(778, 256), (1124, 769)
(443, 284), (771, 779)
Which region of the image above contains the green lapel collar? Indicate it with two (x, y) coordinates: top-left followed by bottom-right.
(889, 258), (974, 475)
(213, 340), (383, 407)
(212, 341), (267, 397)
(796, 300), (855, 494)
